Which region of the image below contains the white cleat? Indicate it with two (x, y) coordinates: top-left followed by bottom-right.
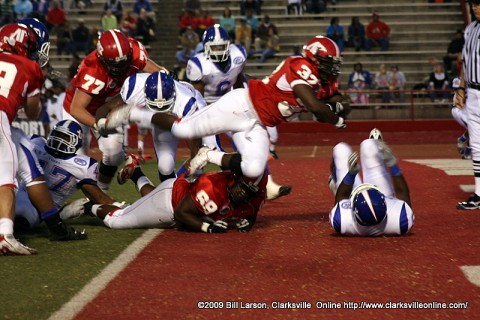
(59, 198), (90, 220)
(266, 178), (292, 200)
(0, 234), (38, 255)
(187, 146), (213, 176)
(106, 104), (133, 129)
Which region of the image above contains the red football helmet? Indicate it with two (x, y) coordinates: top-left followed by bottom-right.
(302, 35), (342, 82)
(96, 29), (133, 77)
(0, 23), (39, 61)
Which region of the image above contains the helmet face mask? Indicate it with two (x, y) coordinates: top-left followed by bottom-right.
(144, 71), (176, 113)
(97, 30), (132, 77)
(46, 120), (83, 156)
(203, 24), (231, 63)
(19, 18), (50, 67)
(227, 176), (259, 207)
(350, 183), (387, 226)
(302, 35), (342, 82)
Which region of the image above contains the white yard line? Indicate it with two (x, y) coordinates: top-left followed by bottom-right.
(309, 145), (318, 158)
(461, 266), (480, 287)
(48, 229), (162, 320)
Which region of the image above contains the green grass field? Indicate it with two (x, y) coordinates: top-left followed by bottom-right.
(1, 161), (206, 320)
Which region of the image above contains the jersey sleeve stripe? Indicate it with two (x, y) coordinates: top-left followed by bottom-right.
(20, 144), (43, 181)
(332, 204), (342, 233)
(399, 203), (409, 235)
(190, 57), (202, 73)
(182, 97), (197, 117)
(126, 74), (138, 101)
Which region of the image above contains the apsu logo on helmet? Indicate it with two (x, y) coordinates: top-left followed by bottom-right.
(305, 41), (328, 56)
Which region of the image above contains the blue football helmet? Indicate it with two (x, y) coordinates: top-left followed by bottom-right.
(144, 71), (176, 112)
(202, 24), (230, 62)
(46, 120), (83, 156)
(350, 183), (387, 226)
(19, 18), (50, 67)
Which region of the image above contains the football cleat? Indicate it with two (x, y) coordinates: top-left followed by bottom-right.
(457, 134), (468, 155)
(0, 234), (38, 255)
(187, 146), (213, 176)
(105, 104), (133, 130)
(59, 198), (90, 220)
(266, 178), (292, 200)
(462, 147), (472, 160)
(117, 154), (140, 185)
(369, 128), (383, 140)
(269, 150), (279, 160)
(457, 194), (480, 210)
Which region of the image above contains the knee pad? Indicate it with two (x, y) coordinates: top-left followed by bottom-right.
(241, 158), (265, 179)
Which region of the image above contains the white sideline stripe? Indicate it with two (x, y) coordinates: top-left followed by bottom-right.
(461, 266), (480, 287)
(460, 185), (475, 193)
(48, 229), (163, 320)
(405, 159), (472, 176)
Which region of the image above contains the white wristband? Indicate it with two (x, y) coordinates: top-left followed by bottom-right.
(201, 222), (210, 233)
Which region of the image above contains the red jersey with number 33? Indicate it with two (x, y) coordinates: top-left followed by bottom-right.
(63, 38), (148, 115)
(0, 52), (43, 123)
(247, 55), (321, 127)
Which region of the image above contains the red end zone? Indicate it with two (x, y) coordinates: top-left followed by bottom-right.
(77, 120), (480, 319)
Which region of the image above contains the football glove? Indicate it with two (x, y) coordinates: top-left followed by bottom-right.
(236, 218), (253, 232)
(204, 220), (228, 233)
(49, 222), (88, 241)
(377, 141), (397, 167)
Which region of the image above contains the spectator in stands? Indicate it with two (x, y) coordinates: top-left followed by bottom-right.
(136, 8), (155, 45)
(133, 0), (152, 15)
(254, 15), (278, 56)
(428, 63), (450, 103)
(104, 0), (124, 24)
(374, 63), (392, 104)
(1, 0), (15, 24)
(365, 12), (390, 51)
(287, 0), (303, 15)
(326, 17), (345, 52)
(120, 10), (137, 37)
(389, 65), (406, 104)
(197, 9), (214, 38)
(347, 16), (365, 52)
(240, 0), (261, 16)
(443, 29), (464, 77)
(102, 8), (118, 31)
(305, 0), (326, 14)
(68, 54), (81, 80)
(31, 0), (48, 23)
(45, 79), (66, 129)
(235, 17), (252, 52)
(184, 0), (201, 13)
(46, 0), (66, 36)
(14, 0), (33, 20)
(219, 7), (235, 40)
(348, 62), (372, 104)
(176, 25), (199, 64)
(179, 9), (198, 35)
(71, 18), (90, 55)
(244, 8), (259, 39)
(56, 21), (74, 57)
(257, 23), (280, 65)
(87, 27), (100, 53)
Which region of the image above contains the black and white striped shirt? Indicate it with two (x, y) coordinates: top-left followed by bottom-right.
(463, 20), (480, 85)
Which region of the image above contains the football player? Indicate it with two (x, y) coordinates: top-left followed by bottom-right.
(187, 24), (290, 201)
(96, 71), (206, 182)
(105, 35), (350, 191)
(0, 23), (45, 255)
(87, 153), (267, 233)
(14, 120), (125, 231)
(19, 18), (50, 68)
(328, 130), (414, 236)
(62, 29), (165, 192)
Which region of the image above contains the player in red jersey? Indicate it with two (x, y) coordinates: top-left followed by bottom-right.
(63, 29), (164, 191)
(104, 35), (351, 188)
(0, 23), (44, 254)
(86, 154), (267, 233)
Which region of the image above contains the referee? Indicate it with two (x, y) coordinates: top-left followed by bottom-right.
(456, 0), (480, 209)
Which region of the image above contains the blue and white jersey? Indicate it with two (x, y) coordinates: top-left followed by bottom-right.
(186, 44), (247, 104)
(329, 197), (415, 236)
(120, 73), (206, 121)
(18, 134), (98, 208)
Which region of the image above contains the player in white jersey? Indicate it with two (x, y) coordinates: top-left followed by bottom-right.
(14, 120), (119, 230)
(186, 24), (290, 200)
(328, 130), (414, 236)
(97, 71), (206, 182)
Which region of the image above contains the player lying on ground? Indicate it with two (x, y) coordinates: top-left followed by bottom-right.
(14, 120), (126, 235)
(328, 129), (415, 236)
(84, 151), (267, 233)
